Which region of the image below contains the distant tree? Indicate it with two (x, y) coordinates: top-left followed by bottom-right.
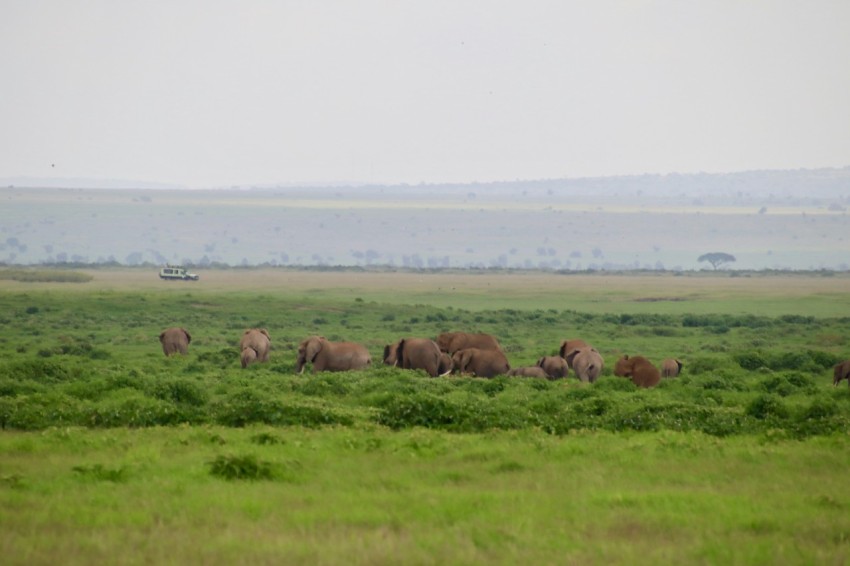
(698, 252), (736, 270)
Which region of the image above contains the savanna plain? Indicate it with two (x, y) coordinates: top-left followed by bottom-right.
(1, 268), (849, 565)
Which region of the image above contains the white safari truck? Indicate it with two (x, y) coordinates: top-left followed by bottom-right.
(159, 265), (199, 281)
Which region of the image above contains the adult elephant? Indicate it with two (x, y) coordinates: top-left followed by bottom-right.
(240, 328), (270, 368)
(536, 356), (569, 379)
(559, 339), (590, 368)
(159, 327), (191, 356)
(451, 348), (510, 378)
(383, 337), (450, 377)
(834, 360), (850, 387)
(614, 354), (661, 388)
(297, 336), (371, 373)
(567, 347), (604, 383)
(661, 358), (683, 378)
(507, 366), (548, 379)
(436, 332), (502, 354)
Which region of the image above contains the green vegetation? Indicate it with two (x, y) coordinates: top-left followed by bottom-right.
(0, 272), (848, 564)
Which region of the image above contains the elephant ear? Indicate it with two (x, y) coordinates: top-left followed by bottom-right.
(259, 328), (270, 340)
(536, 357), (545, 368)
(159, 331), (166, 343)
(305, 337), (323, 363)
(558, 341), (568, 358)
(183, 328), (192, 343)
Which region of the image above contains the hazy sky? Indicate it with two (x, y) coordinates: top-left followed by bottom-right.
(2, 1), (849, 188)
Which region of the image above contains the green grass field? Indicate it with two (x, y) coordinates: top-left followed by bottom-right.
(1, 268), (849, 564)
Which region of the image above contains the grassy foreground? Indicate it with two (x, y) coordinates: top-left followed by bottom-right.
(1, 268), (849, 564)
(2, 427), (849, 565)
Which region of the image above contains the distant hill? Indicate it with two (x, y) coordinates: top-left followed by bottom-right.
(2, 166), (849, 199)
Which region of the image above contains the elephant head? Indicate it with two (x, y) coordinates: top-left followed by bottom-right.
(383, 341), (401, 366)
(614, 354), (661, 388)
(297, 336), (326, 374)
(834, 360), (850, 387)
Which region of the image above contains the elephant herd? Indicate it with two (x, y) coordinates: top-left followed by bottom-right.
(159, 327), (728, 388)
(159, 327), (850, 388)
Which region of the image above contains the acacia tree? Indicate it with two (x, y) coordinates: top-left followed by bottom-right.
(698, 252), (736, 270)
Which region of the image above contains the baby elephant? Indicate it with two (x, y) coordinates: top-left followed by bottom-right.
(614, 355), (661, 388)
(159, 327), (191, 356)
(661, 358), (683, 378)
(507, 366), (548, 379)
(536, 356), (569, 379)
(240, 328), (271, 368)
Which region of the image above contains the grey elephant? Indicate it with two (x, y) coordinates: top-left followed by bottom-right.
(297, 335), (371, 373)
(567, 347), (604, 383)
(834, 360), (850, 387)
(661, 358), (683, 378)
(159, 327), (191, 356)
(383, 337), (451, 377)
(240, 328), (270, 368)
(614, 354), (660, 388)
(536, 356), (569, 379)
(507, 366), (548, 379)
(559, 339), (590, 368)
(451, 348), (510, 378)
(436, 331), (502, 354)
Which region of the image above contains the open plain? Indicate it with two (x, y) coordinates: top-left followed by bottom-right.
(1, 268), (849, 564)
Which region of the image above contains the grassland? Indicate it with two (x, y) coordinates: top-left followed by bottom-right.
(1, 268), (849, 564)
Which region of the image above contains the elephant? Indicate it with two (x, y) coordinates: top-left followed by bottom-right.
(383, 337), (450, 377)
(159, 327), (191, 356)
(297, 335), (371, 373)
(661, 358), (683, 378)
(436, 332), (502, 354)
(614, 355), (661, 388)
(241, 346), (257, 368)
(507, 366), (548, 379)
(834, 360), (850, 387)
(536, 356), (569, 379)
(451, 348), (510, 378)
(567, 347), (604, 383)
(559, 339), (590, 368)
(239, 328), (270, 368)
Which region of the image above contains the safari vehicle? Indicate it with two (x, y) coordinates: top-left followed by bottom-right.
(159, 264), (199, 281)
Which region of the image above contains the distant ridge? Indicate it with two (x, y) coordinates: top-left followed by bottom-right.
(0, 177), (185, 190)
(1, 166), (848, 194)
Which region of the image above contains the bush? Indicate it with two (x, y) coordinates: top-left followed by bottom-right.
(150, 378), (208, 406)
(212, 390), (352, 428)
(208, 454), (277, 481)
(746, 394), (790, 421)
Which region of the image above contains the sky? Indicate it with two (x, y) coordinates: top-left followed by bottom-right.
(1, 1), (849, 189)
